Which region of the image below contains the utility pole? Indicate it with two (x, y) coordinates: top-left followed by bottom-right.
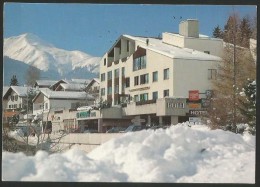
(232, 12), (237, 132)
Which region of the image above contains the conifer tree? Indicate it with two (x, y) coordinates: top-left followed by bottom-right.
(212, 25), (223, 38)
(207, 13), (256, 132)
(10, 75), (19, 86)
(239, 79), (256, 134)
(238, 16), (252, 48)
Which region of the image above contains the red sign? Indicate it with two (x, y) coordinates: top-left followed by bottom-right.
(189, 90), (199, 101)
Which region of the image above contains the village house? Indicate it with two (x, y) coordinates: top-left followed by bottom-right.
(2, 86), (31, 124)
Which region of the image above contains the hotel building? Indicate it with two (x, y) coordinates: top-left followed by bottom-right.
(77, 19), (223, 131)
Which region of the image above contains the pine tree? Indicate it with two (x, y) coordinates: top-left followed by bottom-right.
(207, 13), (256, 132)
(212, 25), (223, 38)
(238, 16), (252, 48)
(10, 75), (19, 86)
(239, 79), (256, 134)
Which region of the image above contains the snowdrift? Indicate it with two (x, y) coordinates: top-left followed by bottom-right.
(2, 123), (255, 183)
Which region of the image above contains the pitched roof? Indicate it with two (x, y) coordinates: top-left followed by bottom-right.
(35, 80), (58, 87)
(35, 89), (94, 100)
(57, 83), (86, 91)
(3, 86), (29, 99)
(123, 35), (221, 61)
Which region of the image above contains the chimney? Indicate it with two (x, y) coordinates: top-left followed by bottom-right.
(179, 19), (199, 38)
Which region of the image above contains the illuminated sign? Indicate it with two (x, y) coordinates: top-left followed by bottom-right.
(188, 103), (201, 109)
(189, 110), (207, 116)
(189, 90), (199, 101)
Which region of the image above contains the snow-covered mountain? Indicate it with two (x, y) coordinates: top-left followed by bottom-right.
(3, 33), (101, 78)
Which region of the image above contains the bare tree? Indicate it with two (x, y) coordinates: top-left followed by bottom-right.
(24, 65), (41, 86)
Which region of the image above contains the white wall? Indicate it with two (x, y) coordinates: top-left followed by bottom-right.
(173, 58), (218, 98)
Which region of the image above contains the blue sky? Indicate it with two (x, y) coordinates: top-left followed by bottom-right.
(4, 3), (256, 56)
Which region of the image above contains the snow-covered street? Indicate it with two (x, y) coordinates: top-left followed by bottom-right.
(2, 123), (255, 183)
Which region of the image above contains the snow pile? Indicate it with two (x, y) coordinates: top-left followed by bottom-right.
(2, 123), (255, 183)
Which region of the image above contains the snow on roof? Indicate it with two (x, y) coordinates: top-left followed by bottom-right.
(71, 79), (91, 84)
(123, 35), (221, 61)
(41, 89), (94, 100)
(35, 80), (58, 86)
(3, 86), (9, 96)
(10, 86), (28, 97)
(58, 83), (86, 91)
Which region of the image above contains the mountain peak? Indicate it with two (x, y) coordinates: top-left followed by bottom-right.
(4, 33), (101, 78)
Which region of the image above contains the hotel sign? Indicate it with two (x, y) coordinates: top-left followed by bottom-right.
(129, 86), (150, 92)
(189, 110), (208, 116)
(77, 111), (96, 118)
(188, 103), (201, 109)
(189, 90), (199, 101)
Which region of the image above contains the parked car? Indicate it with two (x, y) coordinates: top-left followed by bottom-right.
(83, 129), (98, 133)
(149, 125), (169, 130)
(123, 124), (147, 133)
(106, 126), (127, 133)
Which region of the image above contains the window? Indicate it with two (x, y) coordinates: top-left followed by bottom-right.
(9, 105), (11, 109)
(114, 85), (119, 94)
(107, 71), (112, 80)
(140, 74), (149, 84)
(208, 69), (217, 80)
(164, 89), (169, 97)
(101, 73), (106, 82)
(11, 96), (14, 101)
(140, 93), (148, 101)
(134, 76), (139, 86)
(45, 103), (48, 110)
(164, 68), (169, 80)
(14, 104), (17, 109)
(122, 67), (125, 76)
(122, 83), (126, 92)
(133, 56), (146, 71)
(127, 40), (130, 52)
(108, 87), (112, 95)
(15, 95), (18, 101)
(125, 77), (130, 88)
(104, 58), (106, 66)
(204, 51), (210, 54)
(152, 91), (158, 100)
(101, 88), (105, 96)
(153, 71), (158, 82)
(114, 68), (120, 78)
(134, 95), (139, 102)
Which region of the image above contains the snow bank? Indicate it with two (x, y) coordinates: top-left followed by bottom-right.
(2, 123), (255, 183)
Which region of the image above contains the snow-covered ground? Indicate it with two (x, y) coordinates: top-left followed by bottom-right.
(2, 123), (255, 183)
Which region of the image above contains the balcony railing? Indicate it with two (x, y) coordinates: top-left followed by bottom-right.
(136, 99), (156, 106)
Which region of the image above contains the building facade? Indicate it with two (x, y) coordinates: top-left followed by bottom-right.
(95, 19), (222, 130)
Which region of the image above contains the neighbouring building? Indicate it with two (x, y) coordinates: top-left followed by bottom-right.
(2, 86), (29, 124)
(34, 80), (58, 89)
(32, 88), (95, 133)
(74, 19), (222, 132)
